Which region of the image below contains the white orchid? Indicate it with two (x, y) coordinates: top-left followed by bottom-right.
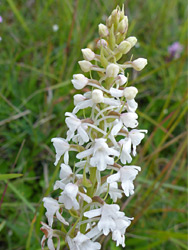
(129, 129), (148, 156)
(84, 203), (132, 247)
(42, 6), (148, 249)
(65, 112), (89, 144)
(77, 138), (119, 171)
(112, 216), (133, 247)
(107, 165), (141, 196)
(43, 197), (68, 227)
(59, 183), (80, 210)
(111, 112), (138, 136)
(51, 138), (70, 165)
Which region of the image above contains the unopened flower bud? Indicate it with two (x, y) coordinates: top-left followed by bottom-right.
(81, 48), (95, 61)
(115, 74), (127, 86)
(97, 39), (108, 48)
(78, 60), (92, 72)
(132, 58), (147, 71)
(106, 63), (119, 78)
(123, 86), (138, 99)
(72, 74), (88, 89)
(118, 41), (131, 54)
(106, 15), (112, 28)
(92, 89), (104, 103)
(126, 36), (137, 47)
(118, 16), (128, 33)
(98, 23), (109, 37)
(111, 9), (120, 23)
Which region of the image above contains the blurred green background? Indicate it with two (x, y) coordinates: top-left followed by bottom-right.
(0, 0), (187, 249)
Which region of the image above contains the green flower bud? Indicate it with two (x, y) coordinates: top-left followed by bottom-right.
(118, 41), (131, 54)
(78, 60), (92, 72)
(126, 36), (137, 47)
(118, 16), (128, 34)
(111, 9), (120, 24)
(106, 15), (112, 28)
(81, 48), (95, 61)
(98, 23), (109, 37)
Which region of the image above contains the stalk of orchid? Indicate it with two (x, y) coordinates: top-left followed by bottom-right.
(41, 5), (148, 250)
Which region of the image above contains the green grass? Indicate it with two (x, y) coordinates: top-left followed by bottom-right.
(0, 0), (187, 249)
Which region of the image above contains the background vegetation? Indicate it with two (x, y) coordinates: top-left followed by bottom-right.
(0, 0), (187, 249)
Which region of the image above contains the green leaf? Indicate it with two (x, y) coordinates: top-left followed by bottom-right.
(0, 174), (23, 180)
(0, 221), (6, 232)
(5, 181), (35, 213)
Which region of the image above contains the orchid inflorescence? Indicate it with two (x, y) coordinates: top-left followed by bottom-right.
(41, 5), (148, 250)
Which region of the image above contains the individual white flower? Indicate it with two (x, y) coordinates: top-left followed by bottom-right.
(52, 24), (59, 32)
(107, 165), (141, 196)
(43, 197), (69, 227)
(58, 182), (92, 210)
(76, 138), (119, 171)
(111, 112), (138, 136)
(67, 232), (101, 250)
(51, 138), (70, 165)
(120, 112), (138, 128)
(53, 164), (73, 190)
(132, 58), (147, 71)
(98, 23), (109, 37)
(65, 112), (89, 144)
(119, 138), (132, 164)
(106, 63), (119, 78)
(84, 204), (118, 235)
(59, 183), (79, 210)
(126, 36), (137, 47)
(71, 74), (89, 90)
(112, 216), (132, 247)
(78, 60), (93, 72)
(84, 203), (132, 241)
(41, 222), (61, 250)
(82, 48), (95, 61)
(129, 129), (147, 156)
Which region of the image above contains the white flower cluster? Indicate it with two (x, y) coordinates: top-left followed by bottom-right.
(41, 6), (147, 250)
